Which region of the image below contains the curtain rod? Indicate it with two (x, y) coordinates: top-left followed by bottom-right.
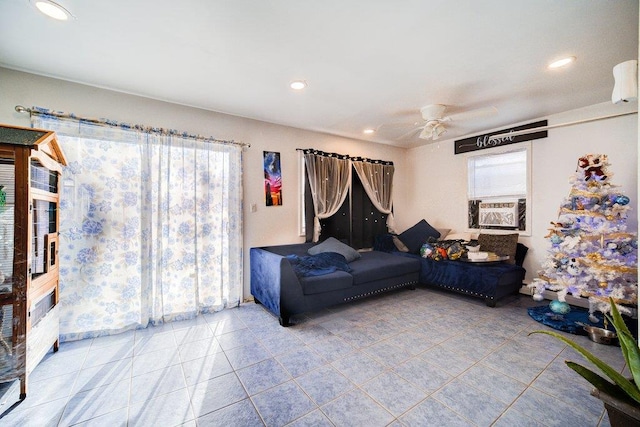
(488, 110), (637, 141)
(15, 105), (250, 148)
(296, 148), (393, 165)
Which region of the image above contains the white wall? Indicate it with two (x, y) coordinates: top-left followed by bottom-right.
(403, 102), (638, 283)
(0, 67), (409, 300)
(1, 67), (637, 296)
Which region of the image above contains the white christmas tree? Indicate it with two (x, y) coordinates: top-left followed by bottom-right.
(532, 154), (638, 321)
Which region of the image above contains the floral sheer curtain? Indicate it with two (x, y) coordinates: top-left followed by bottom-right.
(352, 160), (396, 233)
(303, 151), (351, 242)
(32, 111), (243, 342)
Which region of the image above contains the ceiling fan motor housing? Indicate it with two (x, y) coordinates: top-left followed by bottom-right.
(420, 104), (447, 120)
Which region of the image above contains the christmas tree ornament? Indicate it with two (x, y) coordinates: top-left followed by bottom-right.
(615, 195), (630, 205)
(550, 300), (571, 314)
(566, 259), (581, 276)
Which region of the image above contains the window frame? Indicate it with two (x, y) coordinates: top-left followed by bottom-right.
(466, 143), (532, 235)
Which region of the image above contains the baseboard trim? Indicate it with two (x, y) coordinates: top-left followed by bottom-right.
(518, 285), (589, 309)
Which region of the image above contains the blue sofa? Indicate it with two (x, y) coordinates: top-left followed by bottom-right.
(250, 242), (421, 326)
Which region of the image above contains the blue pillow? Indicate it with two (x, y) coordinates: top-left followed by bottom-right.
(308, 237), (361, 262)
(398, 220), (441, 254)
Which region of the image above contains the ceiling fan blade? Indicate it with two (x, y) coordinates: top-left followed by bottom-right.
(378, 121), (422, 131)
(396, 126), (424, 140)
(445, 106), (498, 122)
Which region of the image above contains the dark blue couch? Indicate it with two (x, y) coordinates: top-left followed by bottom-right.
(250, 242), (421, 326)
(375, 234), (527, 306)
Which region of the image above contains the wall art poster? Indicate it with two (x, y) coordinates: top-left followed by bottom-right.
(264, 151), (282, 206)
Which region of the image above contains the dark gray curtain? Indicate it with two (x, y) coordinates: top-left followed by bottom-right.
(305, 167), (388, 249)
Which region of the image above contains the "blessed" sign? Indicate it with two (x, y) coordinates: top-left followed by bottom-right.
(454, 120), (547, 154)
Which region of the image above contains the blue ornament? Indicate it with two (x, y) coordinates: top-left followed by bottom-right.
(549, 300), (571, 315)
(550, 235), (562, 244)
(615, 195), (630, 206)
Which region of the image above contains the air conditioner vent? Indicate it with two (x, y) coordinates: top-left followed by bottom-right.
(479, 201), (518, 227)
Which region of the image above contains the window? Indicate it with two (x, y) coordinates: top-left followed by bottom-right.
(467, 147), (530, 232)
(32, 112), (244, 340)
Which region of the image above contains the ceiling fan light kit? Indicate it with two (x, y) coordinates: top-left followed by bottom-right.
(418, 121), (447, 140)
(433, 122), (446, 139)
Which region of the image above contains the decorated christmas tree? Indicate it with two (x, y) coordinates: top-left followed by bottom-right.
(532, 154), (638, 321)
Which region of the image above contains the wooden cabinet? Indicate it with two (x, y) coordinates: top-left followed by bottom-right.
(0, 124), (66, 399)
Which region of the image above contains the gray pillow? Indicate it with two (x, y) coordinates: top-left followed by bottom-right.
(308, 237), (361, 262)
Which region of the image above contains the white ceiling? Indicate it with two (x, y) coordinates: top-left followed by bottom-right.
(0, 0), (638, 148)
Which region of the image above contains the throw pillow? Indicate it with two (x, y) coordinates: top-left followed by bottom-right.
(444, 231), (472, 242)
(392, 236), (410, 252)
(477, 233), (519, 264)
(398, 219), (441, 254)
(436, 228), (452, 241)
(308, 237), (361, 262)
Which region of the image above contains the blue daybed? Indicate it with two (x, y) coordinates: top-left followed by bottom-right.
(250, 240), (421, 326)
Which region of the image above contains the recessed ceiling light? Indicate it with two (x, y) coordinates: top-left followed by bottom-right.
(290, 80), (307, 90)
(363, 129), (375, 135)
(33, 0), (73, 20)
(548, 56), (576, 69)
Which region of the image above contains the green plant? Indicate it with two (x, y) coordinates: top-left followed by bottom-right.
(530, 298), (640, 406)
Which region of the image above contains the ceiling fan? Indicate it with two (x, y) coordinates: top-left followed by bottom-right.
(384, 104), (498, 141)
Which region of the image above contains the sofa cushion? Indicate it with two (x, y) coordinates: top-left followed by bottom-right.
(308, 237), (361, 262)
(477, 233), (519, 264)
(300, 271), (353, 295)
(349, 251), (421, 285)
(398, 220), (441, 254)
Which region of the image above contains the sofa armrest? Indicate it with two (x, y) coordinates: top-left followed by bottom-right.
(250, 247), (306, 323)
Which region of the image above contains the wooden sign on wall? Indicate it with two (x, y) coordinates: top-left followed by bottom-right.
(454, 120), (548, 155)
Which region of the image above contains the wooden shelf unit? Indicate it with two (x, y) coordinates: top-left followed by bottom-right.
(0, 124), (66, 399)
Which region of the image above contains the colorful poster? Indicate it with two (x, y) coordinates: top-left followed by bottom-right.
(264, 151), (282, 206)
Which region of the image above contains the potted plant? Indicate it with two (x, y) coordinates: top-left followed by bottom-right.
(530, 298), (640, 426)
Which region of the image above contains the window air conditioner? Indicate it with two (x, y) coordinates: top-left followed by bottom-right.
(479, 201), (518, 227)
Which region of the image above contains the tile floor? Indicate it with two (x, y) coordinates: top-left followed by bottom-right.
(0, 287), (627, 426)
